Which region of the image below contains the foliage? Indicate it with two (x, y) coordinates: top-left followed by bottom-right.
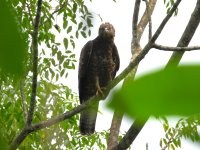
(0, 0), (107, 149)
(109, 65), (200, 118)
(0, 0), (26, 76)
(109, 65), (200, 149)
(160, 115), (200, 150)
(163, 0), (178, 15)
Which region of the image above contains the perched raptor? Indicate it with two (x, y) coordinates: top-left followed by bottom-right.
(78, 22), (120, 135)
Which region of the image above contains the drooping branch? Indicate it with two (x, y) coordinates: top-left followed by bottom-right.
(153, 43), (200, 51)
(26, 0), (42, 126)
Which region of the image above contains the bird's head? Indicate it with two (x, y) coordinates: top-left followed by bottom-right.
(98, 22), (115, 39)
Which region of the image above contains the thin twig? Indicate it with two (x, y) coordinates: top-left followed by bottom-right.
(137, 0), (157, 43)
(40, 1), (67, 26)
(153, 43), (200, 51)
(20, 79), (27, 121)
(131, 0), (142, 54)
(26, 2), (34, 25)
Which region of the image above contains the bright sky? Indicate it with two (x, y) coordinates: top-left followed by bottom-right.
(66, 0), (200, 149)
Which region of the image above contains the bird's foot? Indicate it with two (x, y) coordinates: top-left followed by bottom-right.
(96, 85), (105, 97)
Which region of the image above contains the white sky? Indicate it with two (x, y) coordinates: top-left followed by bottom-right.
(65, 0), (200, 149)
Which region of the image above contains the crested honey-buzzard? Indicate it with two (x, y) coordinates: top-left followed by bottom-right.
(78, 22), (120, 135)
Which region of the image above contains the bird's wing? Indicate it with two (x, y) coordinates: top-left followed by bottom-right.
(78, 40), (93, 101)
(112, 43), (120, 78)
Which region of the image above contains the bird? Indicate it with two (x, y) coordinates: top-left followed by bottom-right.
(78, 22), (120, 135)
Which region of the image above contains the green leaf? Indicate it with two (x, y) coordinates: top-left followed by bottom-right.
(0, 0), (26, 75)
(67, 26), (72, 33)
(63, 19), (68, 29)
(54, 24), (61, 33)
(108, 65), (200, 120)
(72, 3), (77, 13)
(81, 31), (87, 38)
(63, 38), (68, 49)
(78, 22), (83, 30)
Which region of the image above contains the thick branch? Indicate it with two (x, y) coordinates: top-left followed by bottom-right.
(107, 111), (124, 150)
(114, 118), (148, 150)
(153, 43), (200, 51)
(26, 0), (42, 126)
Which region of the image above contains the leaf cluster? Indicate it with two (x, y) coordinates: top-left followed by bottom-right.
(0, 0), (108, 149)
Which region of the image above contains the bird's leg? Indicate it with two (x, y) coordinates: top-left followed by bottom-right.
(95, 76), (104, 96)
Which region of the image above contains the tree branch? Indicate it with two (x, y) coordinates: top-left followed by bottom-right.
(166, 0), (200, 68)
(153, 43), (200, 51)
(40, 1), (67, 26)
(137, 0), (157, 43)
(107, 111), (124, 150)
(20, 79), (27, 122)
(145, 0), (153, 40)
(26, 0), (42, 126)
(131, 0), (142, 54)
(10, 95), (99, 150)
(26, 2), (34, 25)
(114, 118), (149, 150)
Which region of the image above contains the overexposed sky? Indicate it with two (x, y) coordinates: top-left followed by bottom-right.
(66, 0), (200, 149)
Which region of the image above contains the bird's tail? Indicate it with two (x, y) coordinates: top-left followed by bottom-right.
(79, 101), (99, 135)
